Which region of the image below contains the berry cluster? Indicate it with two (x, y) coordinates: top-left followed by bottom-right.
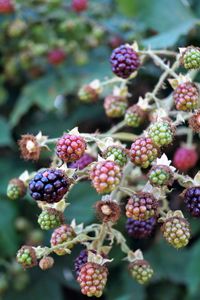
(12, 44), (200, 299)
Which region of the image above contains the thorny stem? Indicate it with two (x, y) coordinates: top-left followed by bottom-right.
(147, 51), (179, 79)
(140, 50), (177, 57)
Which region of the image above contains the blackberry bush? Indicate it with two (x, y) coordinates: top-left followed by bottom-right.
(10, 42), (200, 299)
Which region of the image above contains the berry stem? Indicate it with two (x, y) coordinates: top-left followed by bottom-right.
(140, 50), (177, 57)
(147, 51), (179, 79)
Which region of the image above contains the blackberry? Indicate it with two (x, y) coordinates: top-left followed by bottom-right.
(56, 133), (86, 163)
(148, 121), (174, 147)
(77, 262), (108, 297)
(173, 81), (199, 111)
(125, 105), (146, 127)
(50, 224), (76, 255)
(181, 46), (200, 70)
(162, 216), (190, 248)
(184, 186), (200, 217)
(148, 165), (173, 187)
(130, 137), (160, 168)
(126, 217), (156, 239)
(38, 208), (64, 230)
(7, 178), (26, 200)
(104, 95), (128, 118)
(129, 260), (153, 284)
(90, 160), (121, 194)
(29, 169), (70, 203)
(110, 44), (140, 78)
(102, 145), (128, 167)
(48, 49), (66, 65)
(16, 246), (37, 269)
(125, 192), (158, 221)
(173, 147), (198, 172)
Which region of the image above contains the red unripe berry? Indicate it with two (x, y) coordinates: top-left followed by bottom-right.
(130, 137), (160, 168)
(56, 133), (86, 163)
(71, 0), (88, 13)
(173, 147), (198, 172)
(48, 49), (66, 65)
(0, 0), (14, 13)
(77, 262), (108, 297)
(90, 160), (121, 194)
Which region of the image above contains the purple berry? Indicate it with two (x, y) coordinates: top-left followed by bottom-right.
(125, 217), (156, 238)
(184, 186), (200, 217)
(29, 169), (70, 203)
(74, 250), (88, 278)
(110, 44), (140, 78)
(68, 153), (95, 170)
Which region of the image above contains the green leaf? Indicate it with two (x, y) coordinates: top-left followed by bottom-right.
(146, 239), (189, 284)
(0, 117), (12, 146)
(9, 73), (76, 128)
(117, 0), (197, 48)
(65, 181), (99, 224)
(0, 199), (18, 256)
(185, 240), (200, 295)
(142, 19), (197, 48)
(117, 0), (196, 32)
(4, 272), (64, 300)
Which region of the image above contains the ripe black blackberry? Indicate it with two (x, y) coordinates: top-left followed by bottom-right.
(184, 186), (200, 217)
(110, 44), (140, 78)
(29, 169), (70, 203)
(126, 217), (156, 239)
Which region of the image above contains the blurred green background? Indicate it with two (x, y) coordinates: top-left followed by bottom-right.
(1, 0), (200, 299)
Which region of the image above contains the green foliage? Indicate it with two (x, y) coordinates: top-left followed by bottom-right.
(1, 0), (200, 299)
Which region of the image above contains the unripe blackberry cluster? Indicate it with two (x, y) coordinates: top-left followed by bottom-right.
(56, 133), (86, 162)
(38, 208), (64, 230)
(162, 217), (190, 249)
(184, 186), (200, 217)
(90, 160), (121, 194)
(104, 95), (128, 118)
(130, 137), (160, 168)
(126, 193), (158, 221)
(181, 47), (200, 70)
(126, 217), (156, 239)
(102, 145), (128, 167)
(148, 165), (173, 187)
(129, 260), (153, 284)
(50, 224), (76, 255)
(110, 44), (140, 78)
(16, 246), (37, 269)
(173, 82), (199, 111)
(148, 121), (174, 147)
(125, 105), (146, 127)
(77, 262), (108, 297)
(7, 178), (26, 200)
(29, 169), (70, 203)
(173, 147), (198, 172)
